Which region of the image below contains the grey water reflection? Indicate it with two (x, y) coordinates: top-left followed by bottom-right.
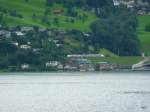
(0, 72), (150, 112)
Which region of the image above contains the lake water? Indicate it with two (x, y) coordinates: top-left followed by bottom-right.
(0, 72), (150, 112)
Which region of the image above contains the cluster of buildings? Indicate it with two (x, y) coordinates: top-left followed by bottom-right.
(113, 0), (135, 8)
(13, 56), (150, 71)
(0, 25), (95, 71)
(0, 26), (63, 71)
(43, 56), (121, 72)
(2, 25), (148, 72)
(0, 25), (68, 39)
(0, 26), (67, 50)
(113, 0), (150, 14)
(0, 26), (33, 40)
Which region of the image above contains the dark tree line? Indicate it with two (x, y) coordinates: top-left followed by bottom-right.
(46, 0), (114, 17)
(90, 6), (140, 56)
(0, 11), (5, 26)
(46, 0), (113, 8)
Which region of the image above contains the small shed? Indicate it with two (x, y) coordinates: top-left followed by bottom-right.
(53, 9), (64, 15)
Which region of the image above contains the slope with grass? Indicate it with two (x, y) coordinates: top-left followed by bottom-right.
(0, 0), (97, 31)
(0, 0), (46, 26)
(88, 57), (142, 66)
(99, 49), (118, 57)
(138, 15), (150, 55)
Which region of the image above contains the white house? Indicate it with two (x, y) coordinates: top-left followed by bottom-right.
(113, 0), (135, 8)
(21, 27), (34, 32)
(47, 30), (52, 36)
(21, 64), (29, 70)
(45, 61), (60, 67)
(83, 32), (90, 37)
(0, 30), (11, 38)
(20, 45), (31, 49)
(56, 44), (63, 47)
(33, 48), (43, 52)
(15, 31), (24, 36)
(98, 62), (112, 71)
(12, 42), (19, 46)
(38, 28), (46, 32)
(27, 42), (31, 45)
(67, 54), (105, 58)
(57, 64), (64, 70)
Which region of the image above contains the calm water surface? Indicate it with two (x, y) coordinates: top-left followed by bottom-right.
(0, 72), (150, 112)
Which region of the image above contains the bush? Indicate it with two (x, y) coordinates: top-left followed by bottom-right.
(70, 18), (75, 23)
(0, 7), (7, 14)
(145, 23), (150, 32)
(32, 14), (38, 20)
(25, 0), (29, 3)
(53, 18), (59, 25)
(67, 7), (78, 17)
(10, 10), (23, 18)
(65, 18), (69, 22)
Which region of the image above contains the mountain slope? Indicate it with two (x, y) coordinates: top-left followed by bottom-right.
(0, 0), (97, 31)
(0, 0), (150, 55)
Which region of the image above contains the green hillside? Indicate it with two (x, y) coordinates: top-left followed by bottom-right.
(0, 0), (46, 26)
(0, 0), (97, 31)
(0, 0), (150, 55)
(138, 15), (150, 56)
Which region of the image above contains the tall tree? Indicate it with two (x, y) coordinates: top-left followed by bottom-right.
(46, 0), (53, 6)
(91, 6), (140, 56)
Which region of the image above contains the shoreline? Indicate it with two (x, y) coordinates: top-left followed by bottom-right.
(0, 70), (150, 74)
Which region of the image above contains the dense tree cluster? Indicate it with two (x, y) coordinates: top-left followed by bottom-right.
(90, 6), (140, 56)
(46, 0), (113, 9)
(10, 10), (23, 18)
(0, 26), (93, 71)
(0, 9), (6, 26)
(45, 0), (114, 18)
(145, 23), (150, 32)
